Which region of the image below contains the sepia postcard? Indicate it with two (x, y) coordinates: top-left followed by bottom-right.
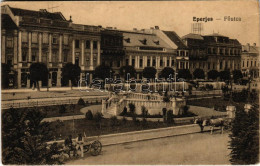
(1, 0), (259, 165)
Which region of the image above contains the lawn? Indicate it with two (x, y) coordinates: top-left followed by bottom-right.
(2, 102), (101, 118)
(49, 117), (191, 140)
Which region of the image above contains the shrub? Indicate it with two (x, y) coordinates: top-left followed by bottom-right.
(59, 105), (66, 114)
(141, 106), (148, 118)
(166, 110), (174, 124)
(77, 98), (85, 106)
(120, 107), (127, 116)
(85, 110), (93, 120)
(183, 105), (190, 115)
(110, 116), (118, 127)
(93, 112), (103, 129)
(122, 116), (127, 124)
(128, 103), (136, 115)
(141, 117), (147, 127)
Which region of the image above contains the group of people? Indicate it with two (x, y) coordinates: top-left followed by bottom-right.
(64, 133), (84, 158)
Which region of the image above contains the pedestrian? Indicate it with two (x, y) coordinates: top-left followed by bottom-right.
(64, 135), (75, 157)
(75, 133), (84, 157)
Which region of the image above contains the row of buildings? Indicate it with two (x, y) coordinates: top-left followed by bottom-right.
(1, 5), (259, 88)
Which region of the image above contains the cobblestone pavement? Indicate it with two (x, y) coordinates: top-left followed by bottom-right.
(65, 132), (231, 165)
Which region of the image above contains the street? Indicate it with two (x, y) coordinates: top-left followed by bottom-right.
(66, 132), (231, 165)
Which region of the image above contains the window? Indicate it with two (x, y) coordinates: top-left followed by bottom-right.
(110, 61), (113, 67)
(93, 41), (97, 49)
(208, 48), (211, 54)
(117, 61), (120, 68)
(85, 40), (90, 49)
(32, 51), (37, 62)
(243, 61), (244, 67)
(75, 40), (80, 48)
(139, 59), (143, 68)
(6, 37), (13, 47)
(32, 32), (38, 43)
(75, 57), (79, 66)
(22, 50), (27, 62)
(152, 59), (156, 67)
(251, 61), (253, 67)
(132, 59), (135, 67)
(213, 63), (215, 69)
(160, 59), (163, 67)
(43, 33), (48, 44)
(52, 37), (58, 44)
(171, 60), (174, 66)
(63, 35), (69, 45)
(186, 52), (189, 56)
(147, 59), (150, 67)
(247, 61), (249, 67)
(220, 61), (223, 69)
(22, 31), (28, 43)
(208, 62), (211, 70)
(126, 59), (129, 65)
(255, 61), (257, 67)
(52, 51), (58, 62)
(167, 60), (170, 66)
(63, 51), (68, 62)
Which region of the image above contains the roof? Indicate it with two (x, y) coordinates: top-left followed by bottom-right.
(122, 31), (171, 49)
(163, 31), (188, 49)
(204, 33), (227, 37)
(1, 14), (17, 29)
(9, 6), (66, 21)
(181, 33), (204, 40)
(242, 45), (259, 54)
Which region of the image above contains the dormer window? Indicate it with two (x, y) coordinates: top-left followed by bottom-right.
(124, 38), (130, 43)
(139, 39), (147, 45)
(153, 40), (160, 45)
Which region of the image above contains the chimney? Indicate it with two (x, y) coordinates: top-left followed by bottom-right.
(253, 43), (256, 46)
(98, 25), (102, 28)
(133, 28), (137, 31)
(247, 43), (250, 51)
(150, 27), (154, 30)
(114, 27), (117, 30)
(155, 26), (159, 29)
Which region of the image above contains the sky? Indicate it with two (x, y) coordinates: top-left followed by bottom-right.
(2, 1), (260, 46)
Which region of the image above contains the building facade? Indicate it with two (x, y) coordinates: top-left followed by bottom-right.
(241, 43), (259, 79)
(182, 33), (242, 78)
(1, 5), (101, 88)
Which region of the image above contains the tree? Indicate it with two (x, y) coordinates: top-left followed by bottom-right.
(207, 70), (219, 80)
(61, 63), (81, 89)
(143, 67), (157, 79)
(29, 63), (48, 91)
(119, 65), (136, 80)
(160, 67), (174, 79)
(1, 63), (11, 89)
(94, 65), (113, 80)
(193, 69), (205, 79)
(219, 70), (231, 81)
(128, 103), (136, 121)
(232, 70), (243, 83)
(229, 104), (259, 164)
(178, 69), (192, 80)
(2, 108), (61, 164)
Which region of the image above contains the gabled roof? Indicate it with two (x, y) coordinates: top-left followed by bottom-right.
(122, 31), (171, 49)
(163, 31), (188, 49)
(181, 33), (204, 40)
(9, 6), (66, 21)
(1, 14), (17, 29)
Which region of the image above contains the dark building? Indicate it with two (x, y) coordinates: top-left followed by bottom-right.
(182, 33), (242, 78)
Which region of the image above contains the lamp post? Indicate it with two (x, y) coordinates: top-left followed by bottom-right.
(229, 73), (233, 103)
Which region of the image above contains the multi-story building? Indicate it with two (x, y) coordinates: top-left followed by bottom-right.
(241, 43), (259, 79)
(146, 26), (189, 71)
(100, 27), (124, 78)
(182, 33), (242, 78)
(1, 5), (101, 88)
(121, 29), (176, 79)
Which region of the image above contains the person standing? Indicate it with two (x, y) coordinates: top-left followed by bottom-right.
(76, 133), (84, 157)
